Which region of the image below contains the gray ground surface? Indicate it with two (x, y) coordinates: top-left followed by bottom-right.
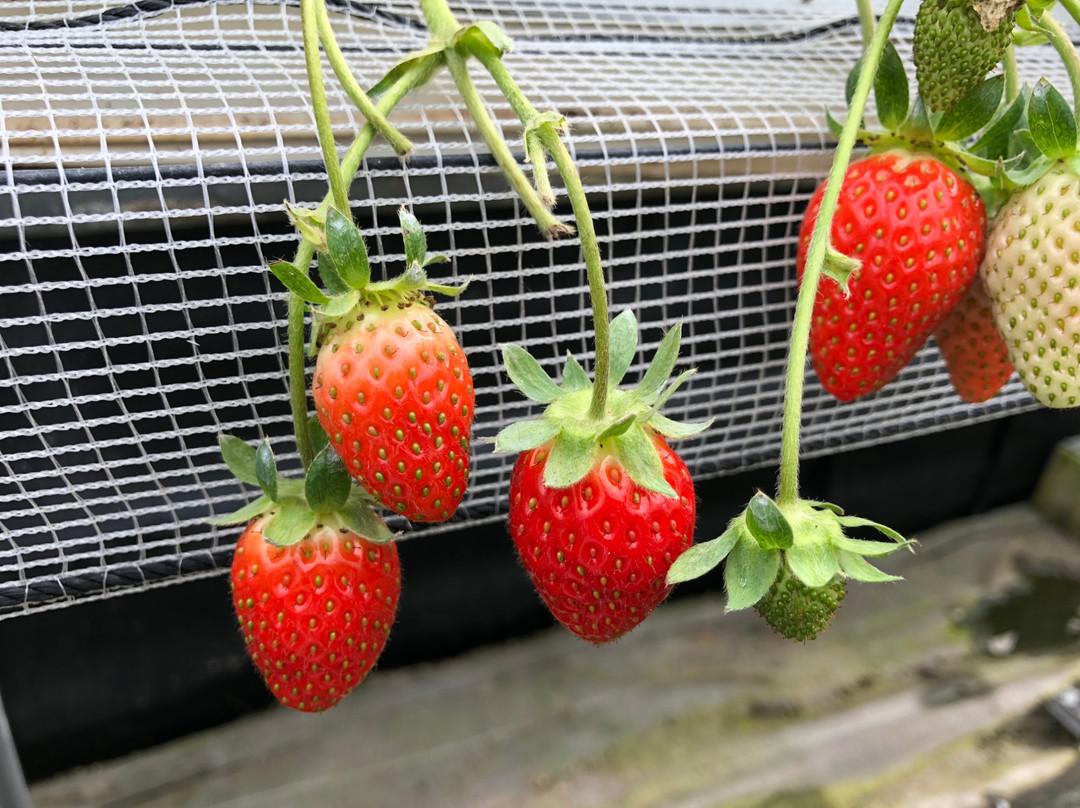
(32, 504), (1080, 808)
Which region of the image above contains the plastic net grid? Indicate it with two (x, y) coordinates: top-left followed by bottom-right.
(0, 0), (1059, 617)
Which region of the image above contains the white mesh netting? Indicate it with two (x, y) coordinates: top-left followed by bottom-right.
(0, 0), (1060, 618)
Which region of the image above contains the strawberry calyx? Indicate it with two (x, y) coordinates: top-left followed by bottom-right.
(667, 492), (912, 636)
(493, 311), (712, 497)
(209, 427), (394, 547)
(269, 206), (468, 352)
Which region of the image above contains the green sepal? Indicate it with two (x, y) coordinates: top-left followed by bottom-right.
(834, 535), (909, 558)
(873, 40), (909, 132)
(596, 414), (636, 442)
(608, 310), (638, 386)
(542, 429), (597, 488)
(1028, 78), (1077, 161)
(268, 261), (330, 305)
(262, 499), (317, 547)
(285, 202), (327, 250)
(338, 491), (394, 543)
(835, 515), (909, 546)
(647, 413), (712, 439)
(839, 551), (902, 583)
(822, 247), (860, 294)
(637, 322), (681, 402)
(524, 110), (568, 143)
(825, 107), (844, 140)
(503, 344), (562, 403)
(845, 57), (862, 108)
(421, 279), (469, 298)
(897, 95), (933, 143)
(935, 75), (1005, 143)
(666, 524), (740, 585)
(305, 445), (352, 513)
(972, 87), (1027, 158)
(786, 541), (841, 588)
(493, 418), (560, 454)
(452, 21), (513, 57)
(561, 353), (591, 392)
(316, 253), (350, 296)
(805, 499), (844, 515)
(724, 535), (780, 612)
(423, 253), (450, 267)
(640, 368), (696, 421)
(319, 290), (360, 319)
(255, 440), (278, 501)
(368, 47), (445, 98)
(745, 492), (794, 550)
(398, 207), (427, 269)
(612, 424), (675, 497)
(206, 494), (272, 526)
(308, 415), (329, 457)
(325, 208), (371, 290)
(219, 434), (259, 486)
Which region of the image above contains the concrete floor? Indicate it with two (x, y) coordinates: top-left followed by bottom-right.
(31, 505), (1080, 808)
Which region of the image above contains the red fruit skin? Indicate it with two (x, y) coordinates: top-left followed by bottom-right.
(797, 151), (986, 401)
(934, 278), (1014, 403)
(313, 302), (475, 522)
(509, 434), (696, 644)
(231, 518), (401, 713)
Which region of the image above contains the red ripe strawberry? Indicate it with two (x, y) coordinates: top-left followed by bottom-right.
(313, 300), (474, 522)
(231, 514), (401, 713)
(510, 433), (695, 643)
(797, 150), (986, 401)
(934, 278), (1013, 402)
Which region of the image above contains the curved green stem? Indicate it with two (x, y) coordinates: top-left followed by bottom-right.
(288, 293), (315, 469)
(776, 0), (906, 505)
(1003, 44), (1019, 103)
(314, 0), (414, 156)
(1036, 12), (1080, 124)
(855, 0), (876, 48)
(419, 0), (459, 39)
(300, 0), (348, 214)
(443, 49), (566, 236)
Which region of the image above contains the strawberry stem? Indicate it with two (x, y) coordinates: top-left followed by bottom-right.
(775, 0), (906, 506)
(855, 0), (875, 48)
(1003, 44), (1019, 103)
(300, 0), (349, 215)
(314, 0), (414, 156)
(288, 294), (315, 469)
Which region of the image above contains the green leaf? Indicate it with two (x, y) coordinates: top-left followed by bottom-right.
(899, 95), (934, 142)
(724, 536), (780, 611)
(206, 494), (272, 526)
(637, 321), (682, 401)
(839, 551), (902, 583)
(268, 261), (330, 305)
(786, 542), (841, 588)
(822, 247), (860, 294)
(647, 413), (712, 439)
(423, 253), (450, 267)
(972, 87), (1027, 158)
(338, 491), (394, 543)
(1029, 78), (1077, 161)
(612, 424), (676, 497)
(325, 208), (371, 289)
(503, 344), (562, 403)
(262, 499), (317, 547)
(874, 40), (909, 131)
(452, 21), (513, 56)
(398, 207), (427, 268)
(305, 446), (352, 513)
(219, 434), (259, 486)
(936, 75), (1005, 142)
(320, 290), (360, 319)
(609, 310), (639, 386)
(493, 418), (560, 454)
(744, 492), (794, 550)
(368, 47), (445, 98)
(255, 440), (278, 501)
(845, 57), (862, 107)
(308, 415), (329, 457)
(835, 515), (908, 545)
(825, 107), (844, 140)
(542, 430), (597, 489)
(285, 202), (327, 250)
(316, 254), (350, 296)
(834, 536), (909, 557)
(666, 525), (741, 585)
(562, 353), (591, 392)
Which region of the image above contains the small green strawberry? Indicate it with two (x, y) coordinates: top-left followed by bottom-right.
(754, 563), (847, 642)
(981, 165), (1080, 407)
(913, 0), (1017, 114)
